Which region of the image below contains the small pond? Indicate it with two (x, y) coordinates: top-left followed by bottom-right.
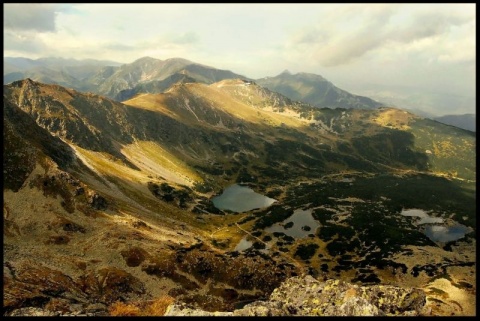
(401, 208), (444, 224)
(212, 184), (276, 213)
(401, 208), (471, 243)
(424, 224), (472, 243)
(234, 237), (253, 252)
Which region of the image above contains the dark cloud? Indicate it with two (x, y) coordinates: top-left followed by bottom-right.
(4, 3), (59, 32)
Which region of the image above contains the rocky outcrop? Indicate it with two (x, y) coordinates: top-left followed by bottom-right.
(165, 275), (429, 316)
(3, 261), (144, 316)
(5, 275), (430, 317)
(87, 192), (108, 210)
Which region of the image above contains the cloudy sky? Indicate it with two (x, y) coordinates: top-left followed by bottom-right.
(4, 3), (476, 114)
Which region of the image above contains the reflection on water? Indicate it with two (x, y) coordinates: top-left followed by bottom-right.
(425, 224), (472, 243)
(401, 208), (444, 224)
(265, 209), (319, 239)
(212, 184), (276, 213)
(401, 208), (471, 243)
(234, 237), (253, 252)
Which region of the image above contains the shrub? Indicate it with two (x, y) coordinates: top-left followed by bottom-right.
(108, 301), (141, 316)
(108, 295), (175, 316)
(144, 296), (175, 316)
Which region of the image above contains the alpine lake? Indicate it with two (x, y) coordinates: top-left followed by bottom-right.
(213, 183), (472, 253)
(207, 172), (475, 289)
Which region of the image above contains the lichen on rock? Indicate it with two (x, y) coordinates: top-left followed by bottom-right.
(165, 275), (428, 316)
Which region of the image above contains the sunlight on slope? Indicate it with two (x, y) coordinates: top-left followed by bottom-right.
(372, 108), (415, 130)
(73, 145), (145, 183)
(121, 140), (202, 186)
(73, 142), (201, 188)
(123, 93), (179, 117)
(202, 82), (308, 128)
(125, 82), (309, 130)
(71, 144), (211, 232)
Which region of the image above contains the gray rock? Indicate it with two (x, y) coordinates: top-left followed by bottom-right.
(233, 301), (285, 316)
(8, 307), (60, 316)
(85, 302), (107, 313)
(164, 303), (232, 316)
(164, 275), (427, 316)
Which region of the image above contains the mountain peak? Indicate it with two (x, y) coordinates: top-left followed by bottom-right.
(131, 56), (160, 64)
(297, 71), (322, 77)
(164, 57), (193, 65)
(280, 69), (292, 76)
(13, 77), (37, 87)
(256, 71), (383, 109)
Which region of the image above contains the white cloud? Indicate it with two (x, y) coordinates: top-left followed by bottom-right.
(3, 3), (476, 114)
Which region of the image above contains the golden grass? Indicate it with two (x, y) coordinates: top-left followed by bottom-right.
(144, 296), (175, 316)
(432, 140), (457, 158)
(372, 108), (413, 130)
(127, 82), (308, 129)
(121, 140), (202, 185)
(108, 301), (141, 316)
(123, 94), (179, 118)
(108, 296), (175, 316)
(74, 146), (143, 183)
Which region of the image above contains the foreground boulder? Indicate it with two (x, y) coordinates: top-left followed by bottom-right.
(165, 275), (428, 316)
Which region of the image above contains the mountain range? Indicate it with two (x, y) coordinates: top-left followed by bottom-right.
(3, 49), (476, 315)
(5, 56), (475, 132)
(433, 113), (476, 132)
(4, 56), (248, 102)
(341, 82), (476, 127)
(256, 70), (383, 110)
(3, 73), (476, 316)
(4, 56), (382, 110)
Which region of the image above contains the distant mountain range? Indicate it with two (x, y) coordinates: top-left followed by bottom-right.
(4, 56), (248, 101)
(433, 113), (475, 132)
(339, 82), (476, 124)
(4, 57), (123, 91)
(4, 56), (475, 132)
(256, 70), (383, 110)
(4, 56), (381, 110)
